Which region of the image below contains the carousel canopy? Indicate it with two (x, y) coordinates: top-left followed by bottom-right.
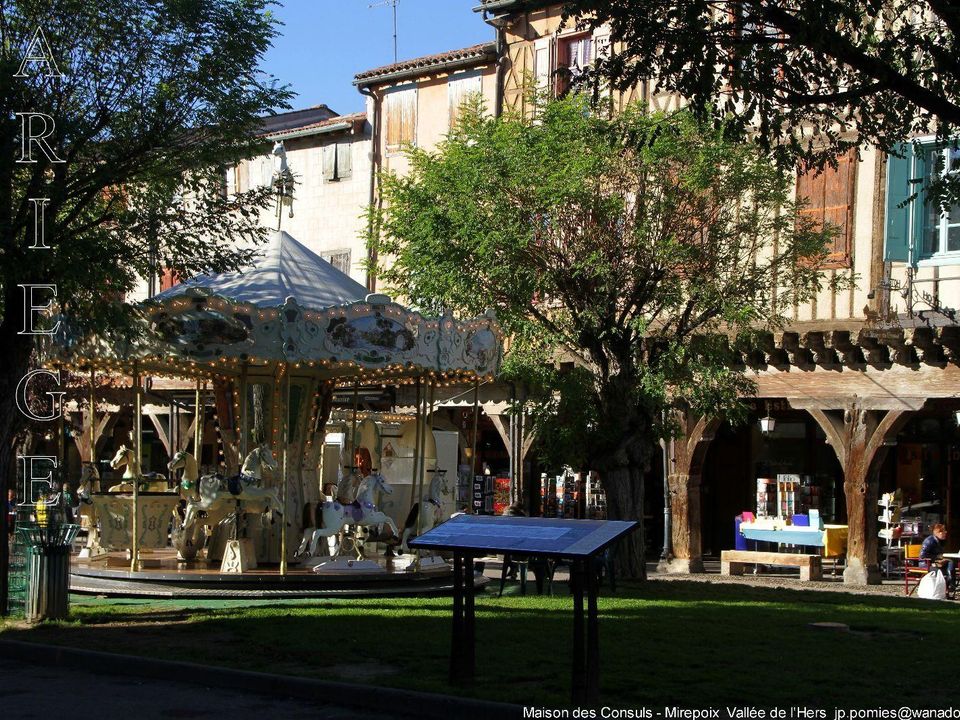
(49, 230), (503, 383)
(153, 230), (368, 308)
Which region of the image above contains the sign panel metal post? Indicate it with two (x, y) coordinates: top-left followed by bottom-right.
(412, 515), (635, 704)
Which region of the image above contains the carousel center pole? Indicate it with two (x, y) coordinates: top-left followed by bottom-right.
(280, 363), (291, 576)
(469, 378), (480, 514)
(413, 378), (429, 571)
(89, 368), (96, 464)
(409, 377), (422, 520)
(131, 361), (141, 572)
(194, 379), (203, 461)
(414, 380), (434, 551)
(239, 362), (250, 460)
(350, 379), (360, 473)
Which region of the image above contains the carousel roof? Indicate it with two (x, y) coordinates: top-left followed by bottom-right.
(152, 230), (369, 309)
(49, 231), (503, 384)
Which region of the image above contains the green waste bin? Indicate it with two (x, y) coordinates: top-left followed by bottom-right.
(16, 520), (79, 623)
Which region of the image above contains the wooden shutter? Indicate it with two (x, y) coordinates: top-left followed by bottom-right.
(386, 88), (416, 150)
(160, 268), (180, 291)
(234, 162), (248, 193)
(795, 149), (856, 268)
(336, 141), (352, 179)
(448, 72), (482, 129)
(884, 144), (914, 262)
(260, 156), (272, 187)
(400, 89), (416, 146)
(386, 93), (402, 150)
(534, 37), (553, 97)
(322, 144), (337, 181)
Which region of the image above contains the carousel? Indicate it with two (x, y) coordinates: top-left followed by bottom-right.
(45, 230), (502, 597)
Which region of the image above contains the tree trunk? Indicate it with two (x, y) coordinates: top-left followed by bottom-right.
(0, 318), (37, 615)
(601, 464), (646, 579)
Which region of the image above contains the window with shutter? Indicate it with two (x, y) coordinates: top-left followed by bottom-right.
(321, 250), (351, 276)
(557, 33), (594, 96)
(448, 71), (482, 130)
(795, 149), (856, 269)
(385, 86), (416, 153)
(322, 142), (353, 182)
(884, 140), (960, 264)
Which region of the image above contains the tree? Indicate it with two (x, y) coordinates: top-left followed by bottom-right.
(0, 0), (291, 612)
(372, 97), (834, 577)
(564, 0), (960, 197)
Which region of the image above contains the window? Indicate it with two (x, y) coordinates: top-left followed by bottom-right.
(557, 34), (594, 96)
(795, 149), (856, 268)
(448, 71), (482, 129)
(321, 250), (351, 276)
(885, 141), (960, 263)
(385, 86), (417, 152)
(322, 141), (352, 181)
(920, 147), (960, 256)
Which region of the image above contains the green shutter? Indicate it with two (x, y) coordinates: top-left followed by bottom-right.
(884, 143), (913, 262)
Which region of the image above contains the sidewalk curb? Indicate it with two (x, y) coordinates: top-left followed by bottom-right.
(0, 638), (524, 720)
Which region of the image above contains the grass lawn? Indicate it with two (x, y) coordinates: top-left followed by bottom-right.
(1, 580), (956, 708)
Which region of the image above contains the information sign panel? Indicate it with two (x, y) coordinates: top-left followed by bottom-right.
(408, 514), (636, 558)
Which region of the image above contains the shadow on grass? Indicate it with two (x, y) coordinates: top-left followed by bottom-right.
(3, 580), (957, 708)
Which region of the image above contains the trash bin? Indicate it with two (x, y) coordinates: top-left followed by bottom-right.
(16, 506), (79, 623)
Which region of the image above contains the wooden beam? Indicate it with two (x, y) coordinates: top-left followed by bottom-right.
(487, 414), (510, 451)
(145, 411), (170, 456)
(804, 398), (919, 585)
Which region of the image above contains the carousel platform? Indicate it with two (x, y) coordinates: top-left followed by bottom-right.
(69, 550), (482, 599)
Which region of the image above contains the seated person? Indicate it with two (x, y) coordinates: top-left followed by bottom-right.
(920, 523), (955, 591)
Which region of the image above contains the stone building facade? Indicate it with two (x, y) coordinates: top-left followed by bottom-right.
(474, 0), (960, 584)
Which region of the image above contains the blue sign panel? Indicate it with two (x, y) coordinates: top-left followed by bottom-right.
(408, 515), (637, 558)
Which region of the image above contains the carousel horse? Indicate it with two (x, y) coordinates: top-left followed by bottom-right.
(76, 462), (101, 549)
(108, 444), (169, 492)
(167, 450), (203, 503)
(399, 469), (450, 554)
(297, 471), (400, 559)
(179, 444), (284, 540)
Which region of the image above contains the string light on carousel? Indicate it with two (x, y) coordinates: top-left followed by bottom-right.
(42, 229), (502, 597)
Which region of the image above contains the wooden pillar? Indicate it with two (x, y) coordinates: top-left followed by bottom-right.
(659, 410), (720, 574)
(804, 399), (913, 585)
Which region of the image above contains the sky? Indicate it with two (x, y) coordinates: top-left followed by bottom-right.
(261, 0), (494, 116)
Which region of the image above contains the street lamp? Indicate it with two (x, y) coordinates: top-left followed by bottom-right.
(759, 402), (776, 435)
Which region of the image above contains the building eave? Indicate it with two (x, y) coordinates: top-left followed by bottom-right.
(354, 43), (496, 88)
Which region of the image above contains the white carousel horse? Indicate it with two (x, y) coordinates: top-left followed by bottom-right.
(297, 471), (400, 559)
(400, 469), (450, 554)
(179, 444), (283, 540)
(76, 462), (101, 549)
(108, 445), (169, 492)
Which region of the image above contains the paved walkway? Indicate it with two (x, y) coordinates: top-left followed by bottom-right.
(0, 656), (402, 720)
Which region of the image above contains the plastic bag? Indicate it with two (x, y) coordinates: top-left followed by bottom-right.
(917, 568), (947, 600)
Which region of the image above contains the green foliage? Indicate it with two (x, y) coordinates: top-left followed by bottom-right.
(373, 95), (831, 477)
(0, 0), (291, 336)
(564, 0), (960, 202)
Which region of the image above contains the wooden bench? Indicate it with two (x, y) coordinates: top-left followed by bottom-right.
(721, 549), (822, 581)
